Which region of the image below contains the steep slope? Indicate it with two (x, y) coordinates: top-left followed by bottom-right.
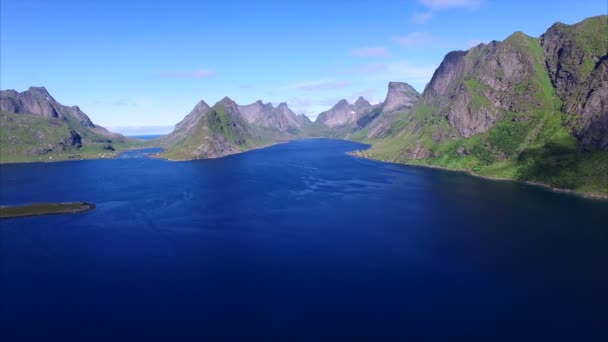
(541, 15), (608, 150)
(361, 82), (420, 139)
(0, 87), (131, 163)
(159, 97), (267, 160)
(365, 16), (608, 197)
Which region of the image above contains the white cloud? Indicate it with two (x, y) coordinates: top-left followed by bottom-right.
(394, 32), (443, 47)
(349, 46), (391, 58)
(411, 11), (433, 24)
(419, 0), (483, 10)
(157, 69), (215, 79)
(288, 79), (352, 91)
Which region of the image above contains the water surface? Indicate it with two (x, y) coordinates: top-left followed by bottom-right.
(1, 139), (607, 341)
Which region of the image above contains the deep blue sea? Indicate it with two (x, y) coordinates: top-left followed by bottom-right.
(1, 139), (607, 341)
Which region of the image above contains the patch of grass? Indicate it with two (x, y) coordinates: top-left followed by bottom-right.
(464, 79), (490, 109)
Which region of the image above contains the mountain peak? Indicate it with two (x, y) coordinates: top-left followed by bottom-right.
(27, 86), (53, 99)
(217, 96), (238, 107)
(193, 100), (211, 112)
(382, 82), (420, 113)
(333, 99), (349, 108)
(355, 96), (370, 107)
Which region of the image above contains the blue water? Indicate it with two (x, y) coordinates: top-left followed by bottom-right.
(1, 139), (607, 341)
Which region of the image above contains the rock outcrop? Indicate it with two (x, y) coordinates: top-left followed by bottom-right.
(381, 82), (420, 113)
(541, 15), (608, 150)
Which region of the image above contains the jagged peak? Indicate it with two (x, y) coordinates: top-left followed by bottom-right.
(387, 82), (419, 96)
(192, 99), (210, 111)
(504, 30), (534, 43)
(26, 86), (55, 101)
(217, 96), (237, 107)
(333, 99), (349, 108)
(355, 96), (370, 107)
(27, 86), (51, 95)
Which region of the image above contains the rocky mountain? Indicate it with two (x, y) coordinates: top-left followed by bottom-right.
(159, 97), (309, 160)
(381, 82), (420, 113)
(541, 15), (608, 150)
(238, 100), (310, 132)
(0, 87), (130, 162)
(316, 97), (376, 128)
(314, 82), (420, 139)
(364, 15), (608, 197)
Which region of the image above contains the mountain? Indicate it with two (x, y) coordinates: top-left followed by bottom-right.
(159, 97), (309, 160)
(0, 87), (131, 163)
(316, 97), (375, 128)
(364, 15), (607, 197)
(314, 82), (420, 139)
(541, 16), (608, 150)
(238, 100), (310, 133)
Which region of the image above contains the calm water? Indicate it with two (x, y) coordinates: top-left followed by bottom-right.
(1, 139), (607, 341)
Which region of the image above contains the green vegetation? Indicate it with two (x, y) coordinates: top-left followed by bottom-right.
(0, 202), (95, 219)
(464, 79), (490, 109)
(0, 111), (147, 163)
(361, 32), (608, 198)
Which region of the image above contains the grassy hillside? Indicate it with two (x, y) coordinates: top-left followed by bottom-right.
(0, 111), (144, 163)
(361, 33), (608, 198)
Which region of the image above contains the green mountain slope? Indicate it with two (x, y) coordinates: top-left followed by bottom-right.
(0, 87), (139, 163)
(362, 16), (608, 198)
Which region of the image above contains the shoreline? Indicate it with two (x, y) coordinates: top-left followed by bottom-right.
(152, 140), (293, 162)
(348, 151), (608, 201)
(0, 202), (96, 219)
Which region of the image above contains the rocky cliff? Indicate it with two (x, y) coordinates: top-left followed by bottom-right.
(365, 15), (608, 197)
(541, 15), (608, 150)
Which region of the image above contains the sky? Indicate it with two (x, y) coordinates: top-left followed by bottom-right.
(1, 0), (606, 134)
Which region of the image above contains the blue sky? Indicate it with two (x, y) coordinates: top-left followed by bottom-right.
(1, 0), (605, 134)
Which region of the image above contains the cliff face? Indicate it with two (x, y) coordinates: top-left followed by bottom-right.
(366, 15), (608, 197)
(422, 32), (551, 138)
(541, 16), (608, 150)
(0, 87), (127, 162)
(382, 82), (419, 113)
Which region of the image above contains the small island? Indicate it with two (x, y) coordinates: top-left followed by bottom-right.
(0, 202), (96, 219)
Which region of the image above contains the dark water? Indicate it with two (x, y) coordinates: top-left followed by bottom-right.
(1, 139), (607, 341)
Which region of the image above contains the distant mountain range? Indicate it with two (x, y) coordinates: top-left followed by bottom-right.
(1, 15), (606, 197)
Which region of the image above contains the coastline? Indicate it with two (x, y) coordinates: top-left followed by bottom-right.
(152, 140), (293, 162)
(0, 202), (96, 219)
(348, 151), (608, 201)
